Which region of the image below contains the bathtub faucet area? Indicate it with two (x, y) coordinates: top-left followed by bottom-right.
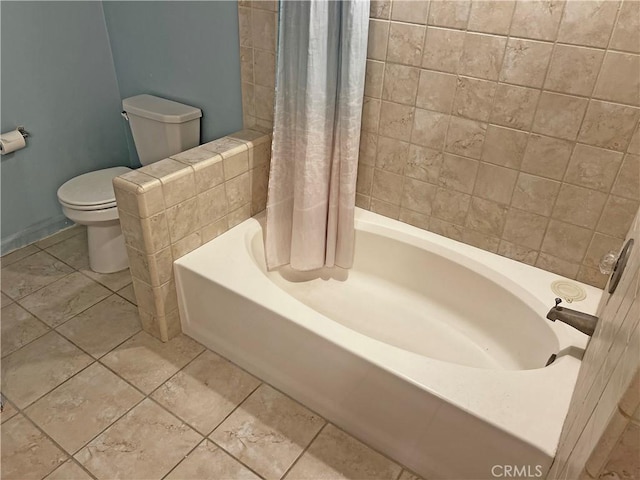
(547, 298), (599, 336)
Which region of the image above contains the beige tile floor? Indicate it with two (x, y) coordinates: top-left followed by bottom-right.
(0, 226), (422, 480)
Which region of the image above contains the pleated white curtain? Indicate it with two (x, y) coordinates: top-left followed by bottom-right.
(265, 0), (369, 271)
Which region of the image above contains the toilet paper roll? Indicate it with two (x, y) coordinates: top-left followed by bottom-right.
(0, 129), (26, 155)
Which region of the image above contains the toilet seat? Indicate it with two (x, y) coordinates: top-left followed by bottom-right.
(57, 166), (131, 211)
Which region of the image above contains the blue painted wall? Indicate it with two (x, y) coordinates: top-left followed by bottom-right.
(1, 1), (243, 252)
(102, 1), (243, 165)
(0, 1), (130, 253)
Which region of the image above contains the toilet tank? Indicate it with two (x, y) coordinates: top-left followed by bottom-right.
(122, 94), (202, 166)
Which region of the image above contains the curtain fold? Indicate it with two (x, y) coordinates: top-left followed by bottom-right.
(265, 0), (369, 271)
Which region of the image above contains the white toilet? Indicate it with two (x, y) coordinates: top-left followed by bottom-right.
(57, 94), (202, 273)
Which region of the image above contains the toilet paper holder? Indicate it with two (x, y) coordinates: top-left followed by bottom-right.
(16, 126), (29, 139)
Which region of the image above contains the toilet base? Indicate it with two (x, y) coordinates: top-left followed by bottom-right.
(87, 221), (128, 273)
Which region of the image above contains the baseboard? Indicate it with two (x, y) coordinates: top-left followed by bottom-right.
(1, 215), (72, 255)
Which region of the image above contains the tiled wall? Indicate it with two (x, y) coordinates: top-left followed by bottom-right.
(548, 209), (639, 480)
(113, 130), (271, 341)
(356, 0), (640, 288)
(238, 0), (278, 133)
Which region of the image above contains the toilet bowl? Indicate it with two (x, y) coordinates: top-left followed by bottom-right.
(57, 94), (202, 274)
(57, 166), (132, 273)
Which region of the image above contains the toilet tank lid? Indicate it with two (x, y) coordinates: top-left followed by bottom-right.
(122, 94), (202, 124)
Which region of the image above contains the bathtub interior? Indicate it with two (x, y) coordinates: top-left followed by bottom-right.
(250, 217), (561, 371)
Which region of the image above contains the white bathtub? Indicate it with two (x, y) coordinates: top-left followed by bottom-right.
(175, 208), (601, 480)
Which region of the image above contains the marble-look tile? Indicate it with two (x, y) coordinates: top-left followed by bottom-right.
(576, 266), (608, 289)
(564, 144), (623, 192)
(365, 60), (385, 99)
(381, 63), (419, 106)
(254, 85), (275, 122)
(490, 84), (539, 131)
(541, 220), (593, 263)
(75, 398), (202, 480)
(467, 0), (515, 35)
(415, 70), (457, 114)
(532, 92), (589, 141)
(557, 0), (619, 48)
(510, 0), (565, 41)
(1, 303), (49, 358)
(452, 77), (496, 122)
(599, 420), (640, 478)
(613, 154), (640, 201)
(1, 331), (92, 408)
(1, 414), (67, 480)
(1, 244), (40, 267)
(379, 101), (414, 142)
(462, 229), (500, 252)
(593, 52), (640, 106)
(1, 396), (18, 423)
(438, 153), (479, 194)
(26, 363), (143, 454)
(445, 116), (486, 160)
(45, 230), (90, 270)
(19, 272), (110, 328)
(552, 184), (607, 229)
(226, 171), (251, 212)
(411, 108), (448, 150)
(422, 27), (465, 74)
(481, 125), (529, 169)
(465, 197), (509, 237)
(368, 19), (389, 61)
(101, 331), (204, 394)
(141, 159), (196, 208)
(578, 100), (640, 152)
(152, 350), (260, 435)
(371, 169), (404, 205)
(544, 45), (604, 96)
(582, 233), (624, 270)
(391, 0), (429, 24)
(43, 460), (93, 480)
(57, 295), (141, 359)
(240, 46), (254, 84)
(386, 22), (425, 67)
(427, 0), (471, 29)
(117, 283), (137, 305)
(223, 150), (250, 181)
(429, 217), (465, 241)
(166, 440), (261, 480)
(359, 132), (378, 167)
(536, 252), (580, 278)
(375, 136), (410, 174)
(473, 163), (518, 205)
(404, 144), (443, 184)
(1, 291), (13, 307)
(357, 164), (374, 196)
(399, 470), (424, 480)
(362, 96), (381, 133)
(498, 240), (539, 266)
(254, 49), (275, 89)
(228, 204), (251, 228)
(285, 424), (401, 480)
(172, 231), (202, 259)
(198, 184), (228, 227)
(502, 208), (549, 250)
(370, 0), (391, 20)
(511, 173), (561, 216)
(210, 384), (325, 480)
(166, 197), (200, 243)
(597, 196), (640, 239)
(521, 134), (574, 180)
(370, 198), (400, 219)
(610, 0), (640, 53)
(35, 225), (84, 250)
(399, 209), (430, 230)
(432, 187), (471, 224)
(401, 178), (437, 215)
(458, 33), (506, 81)
(500, 38), (553, 88)
(238, 6), (252, 47)
(82, 267), (132, 292)
(252, 9), (276, 52)
(1, 251), (73, 300)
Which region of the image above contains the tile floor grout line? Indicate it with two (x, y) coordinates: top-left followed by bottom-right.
(278, 420), (329, 480)
(207, 437), (269, 480)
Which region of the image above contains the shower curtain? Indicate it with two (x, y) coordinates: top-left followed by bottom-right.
(265, 0), (369, 271)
